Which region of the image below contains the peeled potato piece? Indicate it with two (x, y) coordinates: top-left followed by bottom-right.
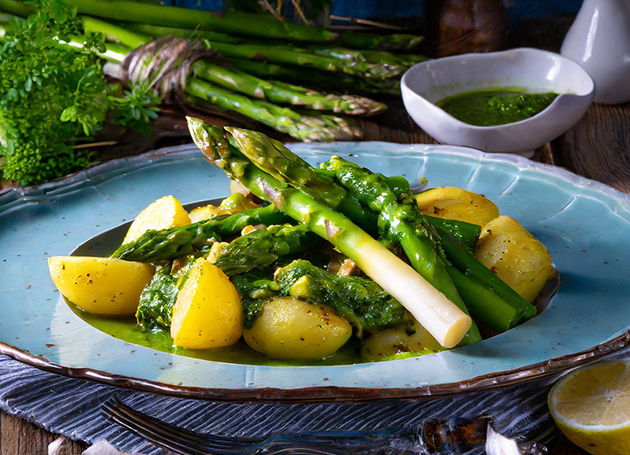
(170, 259), (243, 349)
(361, 320), (444, 362)
(123, 195), (191, 244)
(415, 186), (500, 226)
(189, 193), (260, 223)
(48, 256), (154, 315)
(475, 215), (555, 303)
(243, 297), (352, 360)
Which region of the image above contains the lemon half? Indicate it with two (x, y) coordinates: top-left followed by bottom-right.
(548, 360), (630, 455)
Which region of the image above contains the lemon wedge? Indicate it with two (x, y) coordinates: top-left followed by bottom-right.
(123, 195), (191, 244)
(548, 360), (630, 455)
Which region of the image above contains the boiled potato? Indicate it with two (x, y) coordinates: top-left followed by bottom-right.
(243, 297), (352, 360)
(188, 204), (223, 222)
(415, 186), (500, 226)
(189, 193), (259, 222)
(475, 215), (555, 303)
(362, 320), (444, 362)
(171, 259), (243, 349)
(123, 195), (191, 244)
(48, 256), (154, 315)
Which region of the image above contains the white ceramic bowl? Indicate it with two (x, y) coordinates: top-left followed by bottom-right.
(401, 48), (595, 155)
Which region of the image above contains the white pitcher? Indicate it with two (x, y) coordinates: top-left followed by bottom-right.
(561, 0), (630, 105)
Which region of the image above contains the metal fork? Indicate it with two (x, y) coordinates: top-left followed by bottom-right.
(101, 398), (550, 455)
(101, 398), (420, 455)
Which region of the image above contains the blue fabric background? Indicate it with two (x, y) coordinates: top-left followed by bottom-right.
(162, 0), (582, 22)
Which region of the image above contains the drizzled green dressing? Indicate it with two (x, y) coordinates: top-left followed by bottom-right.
(71, 301), (360, 366)
(436, 88), (559, 126)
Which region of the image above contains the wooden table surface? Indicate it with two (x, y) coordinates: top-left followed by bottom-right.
(1, 18), (628, 455)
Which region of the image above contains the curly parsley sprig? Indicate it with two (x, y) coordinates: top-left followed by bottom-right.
(0, 0), (161, 186)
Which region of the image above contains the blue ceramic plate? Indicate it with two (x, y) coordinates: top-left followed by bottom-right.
(1, 142), (630, 401)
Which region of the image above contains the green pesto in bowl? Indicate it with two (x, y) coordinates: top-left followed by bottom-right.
(436, 88), (559, 127)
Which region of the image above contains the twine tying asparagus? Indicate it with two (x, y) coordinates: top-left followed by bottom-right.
(120, 35), (217, 99)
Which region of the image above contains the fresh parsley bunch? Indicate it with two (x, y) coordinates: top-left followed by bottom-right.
(0, 0), (161, 186)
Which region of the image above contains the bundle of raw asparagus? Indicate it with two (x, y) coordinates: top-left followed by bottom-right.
(0, 0), (427, 143)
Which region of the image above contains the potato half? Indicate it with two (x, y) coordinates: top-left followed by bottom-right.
(123, 195), (191, 244)
(361, 320), (444, 362)
(243, 297), (352, 360)
(475, 215), (555, 303)
(48, 256), (155, 315)
(170, 259), (243, 349)
(415, 186), (500, 226)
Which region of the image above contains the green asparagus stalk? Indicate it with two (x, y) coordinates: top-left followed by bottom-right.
(120, 21), (425, 81)
(111, 204), (291, 262)
(425, 217), (480, 254)
(225, 58), (402, 96)
(219, 127), (379, 233)
(446, 264), (521, 333)
(127, 21), (427, 67)
(203, 40), (404, 81)
(124, 21), (242, 44)
(186, 80), (361, 141)
(211, 224), (320, 276)
(312, 156), (479, 344)
(306, 45), (429, 69)
(192, 60), (387, 116)
(187, 117), (472, 349)
(50, 16), (363, 142)
(0, 0), (29, 17)
(438, 229), (538, 322)
(276, 259), (413, 336)
(60, 0), (423, 50)
(0, 0), (422, 51)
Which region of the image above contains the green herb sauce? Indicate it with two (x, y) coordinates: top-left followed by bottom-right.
(436, 88), (559, 126)
(69, 300), (361, 366)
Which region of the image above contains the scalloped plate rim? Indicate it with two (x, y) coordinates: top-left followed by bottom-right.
(2, 141), (630, 402)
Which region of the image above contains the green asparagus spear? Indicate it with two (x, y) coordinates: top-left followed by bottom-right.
(439, 229), (538, 322)
(188, 117), (472, 349)
(211, 224), (319, 276)
(1, 0), (422, 50)
(123, 21), (426, 73)
(222, 126), (378, 233)
(111, 204), (291, 262)
(424, 217), (480, 254)
(224, 58), (401, 96)
(203, 40), (404, 81)
(276, 259), (413, 337)
(186, 80), (361, 142)
(123, 21), (242, 44)
(61, 0), (423, 50)
(192, 60), (387, 116)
